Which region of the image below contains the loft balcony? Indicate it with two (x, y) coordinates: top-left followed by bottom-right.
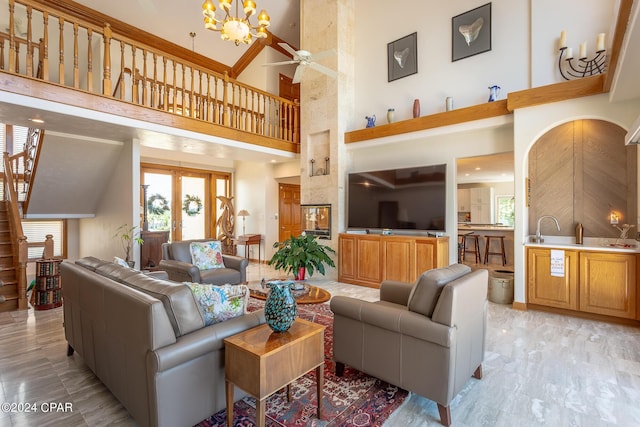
(0, 0), (300, 154)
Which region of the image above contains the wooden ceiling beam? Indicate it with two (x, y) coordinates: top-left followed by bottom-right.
(603, 0), (634, 92)
(230, 32), (298, 78)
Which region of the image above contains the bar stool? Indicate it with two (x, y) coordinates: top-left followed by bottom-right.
(484, 235), (507, 266)
(457, 234), (467, 263)
(463, 234), (481, 264)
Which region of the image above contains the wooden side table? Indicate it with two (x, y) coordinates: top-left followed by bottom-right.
(224, 318), (325, 427)
(140, 230), (169, 269)
(233, 234), (262, 262)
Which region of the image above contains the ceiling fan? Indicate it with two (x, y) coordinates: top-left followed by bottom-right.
(264, 43), (336, 83)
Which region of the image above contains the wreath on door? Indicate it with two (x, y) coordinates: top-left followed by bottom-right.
(183, 194), (203, 216)
(147, 193), (170, 216)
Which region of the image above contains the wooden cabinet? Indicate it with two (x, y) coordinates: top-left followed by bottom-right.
(140, 230), (170, 269)
(579, 252), (636, 319)
(338, 234), (449, 288)
(526, 247), (638, 320)
(457, 188), (471, 211)
(382, 237), (415, 283)
(33, 259), (62, 310)
(527, 248), (579, 310)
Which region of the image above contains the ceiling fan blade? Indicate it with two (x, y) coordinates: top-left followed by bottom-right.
(310, 49), (336, 62)
(278, 42), (300, 58)
(292, 65), (304, 84)
(262, 60), (298, 67)
(308, 62), (337, 79)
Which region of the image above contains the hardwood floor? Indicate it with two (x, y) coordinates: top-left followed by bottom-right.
(1, 262), (639, 426)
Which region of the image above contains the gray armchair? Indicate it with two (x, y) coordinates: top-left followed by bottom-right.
(330, 264), (488, 427)
(158, 239), (248, 285)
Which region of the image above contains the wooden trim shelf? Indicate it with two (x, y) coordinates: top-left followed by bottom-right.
(345, 100), (510, 144)
(507, 74), (605, 111)
(345, 74), (607, 145)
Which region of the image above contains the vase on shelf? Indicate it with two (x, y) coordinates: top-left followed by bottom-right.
(412, 99), (420, 118)
(387, 108), (395, 124)
(488, 85), (500, 102)
(365, 115), (376, 128)
(264, 281), (297, 332)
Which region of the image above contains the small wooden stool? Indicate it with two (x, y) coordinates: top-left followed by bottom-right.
(463, 234), (481, 264)
(484, 235), (507, 266)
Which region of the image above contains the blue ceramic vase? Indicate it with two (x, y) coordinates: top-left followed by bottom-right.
(265, 281), (297, 332)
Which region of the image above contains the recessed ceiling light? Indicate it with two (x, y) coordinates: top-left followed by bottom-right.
(465, 173), (470, 177)
(29, 118), (44, 124)
(270, 159), (277, 163)
(474, 167), (481, 171)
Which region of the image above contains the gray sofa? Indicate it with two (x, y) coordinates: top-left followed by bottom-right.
(159, 239), (248, 285)
(330, 264), (488, 426)
(61, 256), (265, 427)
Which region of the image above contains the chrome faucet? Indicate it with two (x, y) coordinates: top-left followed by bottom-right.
(534, 215), (560, 243)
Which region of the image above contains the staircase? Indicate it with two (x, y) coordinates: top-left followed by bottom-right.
(0, 201), (19, 312)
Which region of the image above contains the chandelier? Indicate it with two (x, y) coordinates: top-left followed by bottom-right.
(202, 0), (270, 46)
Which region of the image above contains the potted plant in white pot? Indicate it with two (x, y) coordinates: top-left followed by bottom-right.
(114, 224), (144, 267)
(268, 233), (335, 280)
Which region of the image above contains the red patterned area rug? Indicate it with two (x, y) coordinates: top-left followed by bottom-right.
(195, 299), (408, 427)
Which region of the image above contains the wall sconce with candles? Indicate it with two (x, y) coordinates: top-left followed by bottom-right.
(309, 157), (330, 177)
(557, 31), (606, 80)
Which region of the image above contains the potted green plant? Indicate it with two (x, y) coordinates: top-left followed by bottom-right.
(114, 224), (144, 267)
(268, 233), (336, 280)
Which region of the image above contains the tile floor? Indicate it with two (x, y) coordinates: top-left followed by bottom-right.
(0, 262), (639, 426)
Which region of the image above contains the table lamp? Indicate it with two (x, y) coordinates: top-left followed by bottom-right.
(238, 209), (250, 236)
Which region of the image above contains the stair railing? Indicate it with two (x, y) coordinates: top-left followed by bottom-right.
(2, 152), (28, 310)
(1, 0), (300, 145)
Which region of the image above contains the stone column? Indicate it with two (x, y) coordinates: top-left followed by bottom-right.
(300, 0), (355, 279)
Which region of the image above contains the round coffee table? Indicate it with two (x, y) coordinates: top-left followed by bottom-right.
(247, 280), (331, 304)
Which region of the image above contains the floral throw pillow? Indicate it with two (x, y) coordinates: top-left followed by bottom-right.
(186, 283), (249, 326)
(190, 241), (225, 270)
(113, 256), (129, 267)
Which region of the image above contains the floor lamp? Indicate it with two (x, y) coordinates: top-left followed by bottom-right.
(238, 209), (250, 236)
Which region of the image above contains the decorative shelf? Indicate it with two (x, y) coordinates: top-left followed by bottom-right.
(345, 101), (510, 144)
(345, 75), (605, 145)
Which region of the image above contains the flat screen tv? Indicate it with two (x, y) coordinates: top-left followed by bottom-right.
(347, 164), (446, 231)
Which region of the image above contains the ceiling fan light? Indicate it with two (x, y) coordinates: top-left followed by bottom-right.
(243, 1), (256, 17)
(257, 9), (270, 27)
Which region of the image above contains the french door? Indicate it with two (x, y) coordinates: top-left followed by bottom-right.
(141, 164), (231, 242)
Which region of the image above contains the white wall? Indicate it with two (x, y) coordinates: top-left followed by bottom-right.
(531, 0), (617, 87)
(78, 140), (141, 265)
(352, 0), (615, 129)
(234, 161), (268, 259)
(354, 0), (528, 127)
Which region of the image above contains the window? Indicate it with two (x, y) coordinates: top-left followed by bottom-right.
(496, 196), (515, 227)
(22, 219), (66, 260)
